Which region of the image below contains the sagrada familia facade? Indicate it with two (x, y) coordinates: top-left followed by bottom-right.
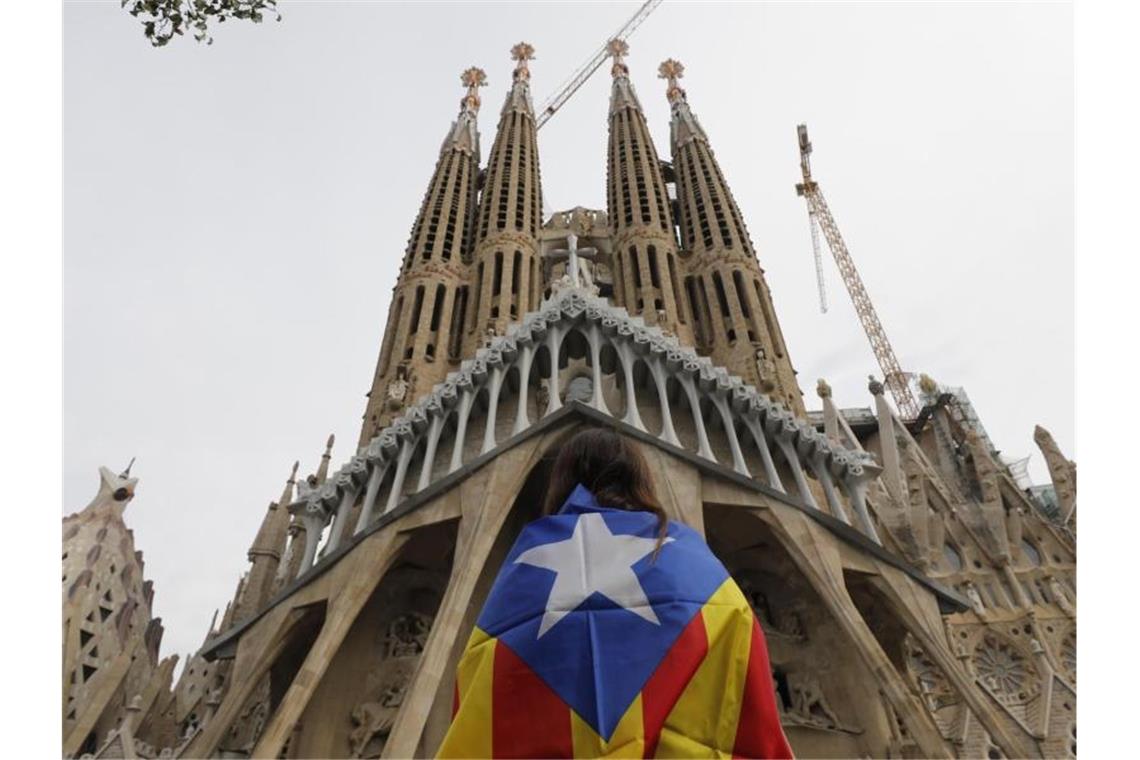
(63, 41), (1077, 759)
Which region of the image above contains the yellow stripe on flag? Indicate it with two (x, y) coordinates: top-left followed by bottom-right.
(437, 627), (495, 759)
(570, 694), (646, 758)
(655, 579), (755, 758)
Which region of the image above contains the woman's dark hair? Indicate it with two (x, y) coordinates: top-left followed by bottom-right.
(543, 427), (668, 543)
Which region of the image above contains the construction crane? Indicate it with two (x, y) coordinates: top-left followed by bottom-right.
(534, 0), (663, 130)
(807, 201), (828, 313)
(795, 124), (921, 420)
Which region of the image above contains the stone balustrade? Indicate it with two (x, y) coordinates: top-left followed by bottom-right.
(289, 288), (884, 579)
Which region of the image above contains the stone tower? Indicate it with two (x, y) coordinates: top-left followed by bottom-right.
(605, 41), (693, 344)
(360, 68), (487, 444)
(62, 464), (178, 758)
(233, 462), (298, 623)
(661, 59), (805, 416)
(464, 43), (545, 354)
(94, 43), (1074, 760)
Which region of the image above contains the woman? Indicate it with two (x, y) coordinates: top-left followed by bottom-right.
(438, 428), (793, 759)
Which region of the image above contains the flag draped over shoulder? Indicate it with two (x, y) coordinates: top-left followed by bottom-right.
(437, 484), (793, 759)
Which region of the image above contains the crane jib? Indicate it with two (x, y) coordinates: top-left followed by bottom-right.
(534, 0), (663, 130)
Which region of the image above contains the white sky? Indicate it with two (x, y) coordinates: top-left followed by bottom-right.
(64, 1), (1073, 668)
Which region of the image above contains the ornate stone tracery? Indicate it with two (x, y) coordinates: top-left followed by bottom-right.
(972, 634), (1039, 705)
(904, 635), (959, 714)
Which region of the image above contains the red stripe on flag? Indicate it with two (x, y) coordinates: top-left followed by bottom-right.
(733, 619), (793, 759)
(491, 640), (574, 758)
(642, 610), (710, 759)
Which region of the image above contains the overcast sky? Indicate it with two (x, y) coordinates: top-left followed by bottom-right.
(64, 1), (1073, 668)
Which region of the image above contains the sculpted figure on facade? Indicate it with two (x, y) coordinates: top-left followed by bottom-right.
(346, 611), (435, 758)
(386, 364), (415, 410)
(756, 347), (777, 393)
(784, 671), (845, 732)
(964, 580), (986, 615)
(1047, 574), (1076, 617)
(383, 612), (432, 659)
(348, 692), (403, 759)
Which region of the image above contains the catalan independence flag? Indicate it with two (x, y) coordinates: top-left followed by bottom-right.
(438, 484), (793, 759)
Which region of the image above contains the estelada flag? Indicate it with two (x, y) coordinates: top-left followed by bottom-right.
(438, 484), (793, 759)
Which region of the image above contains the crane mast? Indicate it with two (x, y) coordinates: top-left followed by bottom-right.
(795, 124), (921, 420)
(807, 203), (828, 313)
(534, 0), (663, 130)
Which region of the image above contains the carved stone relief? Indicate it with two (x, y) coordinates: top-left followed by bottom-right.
(904, 635), (959, 714)
(972, 634), (1040, 706)
(386, 364), (415, 411)
(737, 575), (807, 646)
(222, 676), (270, 755)
(1060, 632), (1075, 683)
(345, 604), (437, 758)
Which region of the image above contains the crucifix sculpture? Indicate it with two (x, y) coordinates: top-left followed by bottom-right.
(544, 232), (598, 292)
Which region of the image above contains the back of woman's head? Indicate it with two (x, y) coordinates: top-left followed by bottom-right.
(543, 428), (667, 539)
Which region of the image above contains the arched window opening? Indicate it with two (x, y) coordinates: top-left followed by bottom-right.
(732, 270), (757, 343)
(428, 284), (445, 333)
(405, 285), (425, 360)
(425, 284), (446, 362)
(449, 287), (468, 360)
(470, 262), (484, 333)
(712, 271), (730, 317)
(491, 251), (503, 320)
(511, 250), (522, 319)
(668, 253), (686, 323)
(942, 542), (963, 572)
(712, 271), (734, 344)
(529, 256), (537, 311)
(685, 275), (711, 348)
(1020, 539), (1041, 566)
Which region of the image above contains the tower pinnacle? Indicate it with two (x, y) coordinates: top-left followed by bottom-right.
(459, 66), (487, 113)
(511, 42), (535, 81)
(658, 58), (686, 104)
(607, 38), (643, 113)
(608, 39), (630, 78)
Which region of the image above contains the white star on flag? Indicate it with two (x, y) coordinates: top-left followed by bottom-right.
(514, 512), (674, 638)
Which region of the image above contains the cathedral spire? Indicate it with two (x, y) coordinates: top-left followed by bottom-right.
(465, 43), (545, 352)
(660, 59), (804, 415)
(237, 460), (299, 621)
(607, 39), (642, 113)
(605, 42), (691, 342)
(442, 66), (486, 157)
(248, 461), (296, 561)
(359, 69), (487, 445)
(658, 58), (708, 147)
(499, 42), (536, 116)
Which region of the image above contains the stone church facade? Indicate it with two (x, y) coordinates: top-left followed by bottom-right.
(65, 42), (1076, 759)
